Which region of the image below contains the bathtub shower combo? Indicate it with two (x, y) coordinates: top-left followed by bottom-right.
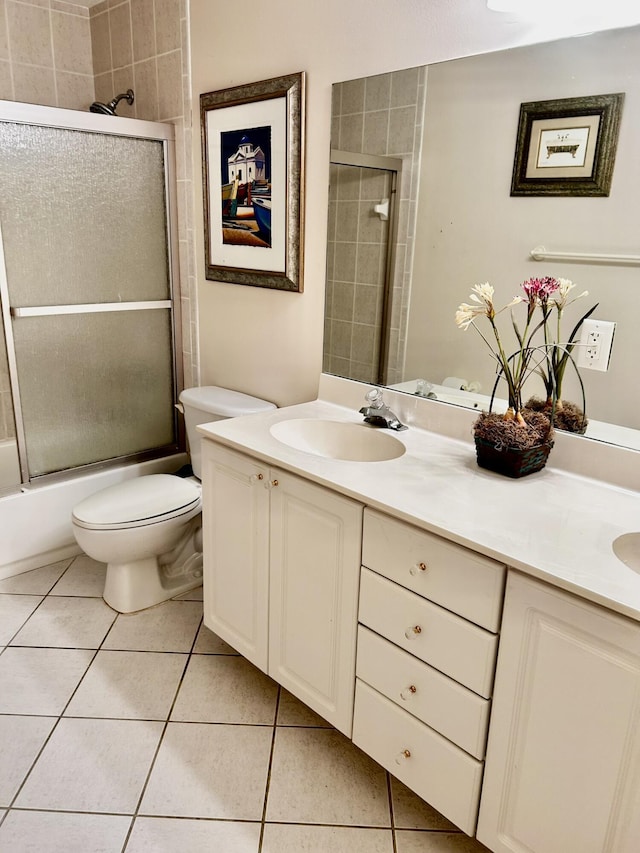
(0, 100), (188, 580)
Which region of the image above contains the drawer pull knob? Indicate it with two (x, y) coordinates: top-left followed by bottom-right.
(266, 478), (279, 489)
(400, 685), (417, 701)
(250, 473), (264, 484)
(404, 625), (422, 640)
(409, 562), (428, 576)
(395, 749), (412, 764)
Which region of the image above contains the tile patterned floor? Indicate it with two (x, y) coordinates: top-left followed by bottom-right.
(0, 554), (491, 852)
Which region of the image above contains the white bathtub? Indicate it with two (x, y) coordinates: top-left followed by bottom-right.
(0, 438), (20, 492)
(0, 452), (188, 580)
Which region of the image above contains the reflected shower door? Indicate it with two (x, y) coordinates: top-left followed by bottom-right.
(0, 116), (179, 481)
(323, 153), (401, 385)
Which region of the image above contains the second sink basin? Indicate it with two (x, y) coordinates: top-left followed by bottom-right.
(612, 532), (640, 573)
(270, 419), (406, 462)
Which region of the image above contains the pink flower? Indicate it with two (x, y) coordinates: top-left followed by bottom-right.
(521, 277), (560, 305)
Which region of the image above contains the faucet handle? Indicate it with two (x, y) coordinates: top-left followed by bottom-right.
(365, 388), (385, 409)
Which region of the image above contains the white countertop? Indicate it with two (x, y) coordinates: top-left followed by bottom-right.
(198, 398), (640, 623)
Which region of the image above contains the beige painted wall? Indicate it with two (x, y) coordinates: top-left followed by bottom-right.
(406, 26), (639, 429)
(189, 0), (637, 408)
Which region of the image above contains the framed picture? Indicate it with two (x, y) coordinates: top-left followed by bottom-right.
(510, 93), (625, 197)
(200, 72), (305, 292)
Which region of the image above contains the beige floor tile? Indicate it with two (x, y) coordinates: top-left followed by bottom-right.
(15, 717), (163, 814)
(266, 727), (390, 826)
(192, 622), (239, 654)
(262, 824), (394, 852)
(65, 650), (187, 720)
(0, 810), (131, 852)
(391, 778), (459, 830)
(126, 816), (261, 852)
(276, 688), (332, 727)
(50, 554), (106, 597)
(0, 715), (56, 806)
(102, 600), (202, 652)
(0, 594), (44, 645)
(171, 654), (278, 724)
(395, 831), (491, 852)
(9, 596), (116, 649)
(0, 561), (71, 595)
(0, 647), (94, 715)
(140, 722), (272, 820)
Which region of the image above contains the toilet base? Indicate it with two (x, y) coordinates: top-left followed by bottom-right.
(103, 554), (203, 613)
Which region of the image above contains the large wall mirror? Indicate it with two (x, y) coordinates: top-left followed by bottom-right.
(323, 24), (639, 451)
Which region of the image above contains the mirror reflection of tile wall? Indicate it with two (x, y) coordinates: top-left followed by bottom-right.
(326, 68), (427, 385)
(325, 164), (392, 383)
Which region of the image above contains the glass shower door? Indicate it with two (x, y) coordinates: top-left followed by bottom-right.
(0, 116), (179, 481)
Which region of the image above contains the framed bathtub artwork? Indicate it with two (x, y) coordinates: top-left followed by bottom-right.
(200, 72), (305, 292)
(510, 93), (625, 196)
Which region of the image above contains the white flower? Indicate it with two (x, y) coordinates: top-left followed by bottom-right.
(469, 282), (495, 308)
(455, 302), (486, 330)
(552, 278), (588, 309)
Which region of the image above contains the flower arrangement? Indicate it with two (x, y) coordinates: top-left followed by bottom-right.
(455, 277), (597, 472)
(523, 277), (597, 432)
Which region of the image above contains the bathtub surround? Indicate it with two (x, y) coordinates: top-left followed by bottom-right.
(0, 453), (187, 581)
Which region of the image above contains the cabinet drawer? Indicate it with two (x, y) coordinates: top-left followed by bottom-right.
(359, 568), (498, 698)
(356, 625), (490, 759)
(363, 509), (505, 632)
(353, 679), (483, 835)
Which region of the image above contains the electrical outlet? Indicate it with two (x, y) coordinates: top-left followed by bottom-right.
(576, 319), (616, 371)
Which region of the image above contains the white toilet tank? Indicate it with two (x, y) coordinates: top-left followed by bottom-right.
(178, 386), (276, 478)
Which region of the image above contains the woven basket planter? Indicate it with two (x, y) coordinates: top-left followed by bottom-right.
(474, 437), (553, 478)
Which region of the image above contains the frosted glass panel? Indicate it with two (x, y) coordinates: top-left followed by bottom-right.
(0, 123), (169, 307)
(12, 310), (175, 477)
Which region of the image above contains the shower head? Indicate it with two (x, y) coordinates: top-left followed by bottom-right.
(89, 89), (134, 116)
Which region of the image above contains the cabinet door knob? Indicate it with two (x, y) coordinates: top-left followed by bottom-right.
(400, 685), (417, 701)
(404, 625), (422, 640)
(409, 561), (428, 576)
(271, 479), (279, 488)
(250, 473), (264, 484)
(395, 748), (412, 764)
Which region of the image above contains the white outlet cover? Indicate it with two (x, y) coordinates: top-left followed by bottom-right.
(576, 319), (616, 371)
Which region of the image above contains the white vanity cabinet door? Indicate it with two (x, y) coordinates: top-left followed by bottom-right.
(477, 571), (640, 853)
(269, 471), (363, 736)
(201, 442), (270, 671)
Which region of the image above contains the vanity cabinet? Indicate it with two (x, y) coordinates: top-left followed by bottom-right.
(352, 509), (506, 835)
(201, 441), (363, 735)
(477, 571), (640, 853)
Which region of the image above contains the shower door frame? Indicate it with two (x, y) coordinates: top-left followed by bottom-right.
(0, 100), (184, 487)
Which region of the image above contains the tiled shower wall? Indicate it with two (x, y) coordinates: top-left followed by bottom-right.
(0, 0), (198, 442)
(326, 66), (427, 385)
(88, 0), (198, 388)
(0, 0), (94, 107)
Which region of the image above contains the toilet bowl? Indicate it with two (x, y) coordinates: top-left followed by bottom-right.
(71, 386), (276, 613)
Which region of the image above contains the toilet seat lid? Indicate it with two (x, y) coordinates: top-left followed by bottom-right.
(72, 474), (201, 529)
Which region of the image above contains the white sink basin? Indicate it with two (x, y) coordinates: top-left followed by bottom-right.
(612, 533), (640, 573)
(270, 419), (406, 462)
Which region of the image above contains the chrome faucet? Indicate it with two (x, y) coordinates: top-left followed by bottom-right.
(359, 389), (408, 431)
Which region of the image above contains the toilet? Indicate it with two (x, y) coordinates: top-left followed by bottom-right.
(71, 386), (276, 613)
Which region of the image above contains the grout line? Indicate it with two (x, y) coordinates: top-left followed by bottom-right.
(119, 609), (201, 850)
(257, 685), (281, 853)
